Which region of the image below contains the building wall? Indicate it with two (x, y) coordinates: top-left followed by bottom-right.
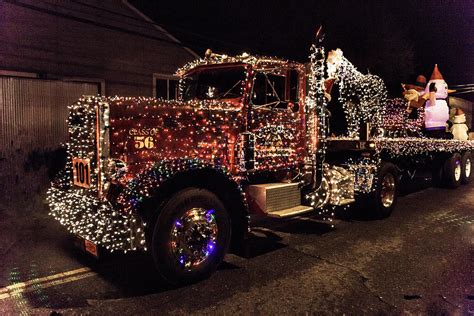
(0, 77), (99, 205)
(0, 0), (196, 96)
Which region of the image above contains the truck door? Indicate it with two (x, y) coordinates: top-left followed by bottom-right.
(249, 68), (305, 171)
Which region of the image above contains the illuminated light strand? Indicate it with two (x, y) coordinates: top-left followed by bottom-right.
(176, 52), (293, 77)
(382, 98), (424, 138)
(343, 157), (379, 194)
(327, 49), (387, 138)
(303, 42), (336, 223)
(375, 137), (474, 157)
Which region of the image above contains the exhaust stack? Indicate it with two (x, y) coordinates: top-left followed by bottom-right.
(305, 26), (329, 207)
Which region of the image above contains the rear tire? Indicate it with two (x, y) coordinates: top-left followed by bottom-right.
(443, 153), (462, 189)
(461, 151), (472, 185)
(150, 188), (231, 285)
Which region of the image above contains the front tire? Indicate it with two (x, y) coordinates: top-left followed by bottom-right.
(151, 188), (231, 285)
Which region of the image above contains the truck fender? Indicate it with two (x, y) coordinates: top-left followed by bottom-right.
(117, 158), (249, 254)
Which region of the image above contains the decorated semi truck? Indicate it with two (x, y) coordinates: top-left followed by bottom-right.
(48, 28), (473, 284)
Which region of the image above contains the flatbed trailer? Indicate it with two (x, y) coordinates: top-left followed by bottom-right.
(326, 136), (473, 217)
(328, 137), (474, 157)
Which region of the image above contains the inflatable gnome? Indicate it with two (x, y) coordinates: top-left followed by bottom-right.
(450, 108), (469, 140)
(424, 64), (450, 138)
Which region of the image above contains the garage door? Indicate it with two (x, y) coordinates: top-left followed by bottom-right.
(0, 77), (99, 160)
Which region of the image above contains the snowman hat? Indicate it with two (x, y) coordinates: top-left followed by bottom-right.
(428, 64), (458, 93)
(430, 64), (444, 81)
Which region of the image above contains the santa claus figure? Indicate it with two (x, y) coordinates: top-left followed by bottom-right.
(450, 108), (469, 140)
(424, 64), (450, 138)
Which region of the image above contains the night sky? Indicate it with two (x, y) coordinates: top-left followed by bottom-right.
(132, 0), (473, 98)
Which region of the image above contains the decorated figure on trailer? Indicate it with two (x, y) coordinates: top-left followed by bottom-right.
(401, 75), (428, 120)
(423, 64), (451, 138)
(325, 48), (387, 138)
(450, 108), (469, 140)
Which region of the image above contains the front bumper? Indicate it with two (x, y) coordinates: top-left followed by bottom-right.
(47, 186), (145, 252)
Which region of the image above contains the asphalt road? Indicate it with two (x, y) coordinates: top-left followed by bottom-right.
(0, 182), (473, 315)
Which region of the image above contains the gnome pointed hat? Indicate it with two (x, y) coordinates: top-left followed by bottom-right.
(455, 108), (465, 116)
(430, 64), (444, 80)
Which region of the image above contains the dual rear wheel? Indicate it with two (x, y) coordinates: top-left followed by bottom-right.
(443, 151), (471, 188)
(461, 152), (472, 184)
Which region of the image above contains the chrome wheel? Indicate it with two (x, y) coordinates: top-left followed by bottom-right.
(465, 158), (471, 178)
(380, 173), (396, 208)
(171, 208), (218, 270)
(454, 160), (462, 182)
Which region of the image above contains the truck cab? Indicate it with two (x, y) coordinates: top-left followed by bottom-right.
(177, 53), (308, 176)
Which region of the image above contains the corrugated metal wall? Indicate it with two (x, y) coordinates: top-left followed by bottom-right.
(0, 77), (98, 160)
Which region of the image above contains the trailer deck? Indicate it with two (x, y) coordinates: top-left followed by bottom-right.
(327, 137), (474, 156)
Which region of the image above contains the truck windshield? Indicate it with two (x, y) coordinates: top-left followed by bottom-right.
(182, 66), (246, 101)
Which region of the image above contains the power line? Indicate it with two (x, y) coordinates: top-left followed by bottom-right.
(451, 84), (474, 88)
(71, 0), (159, 24)
(70, 0), (193, 35)
(452, 90), (474, 95)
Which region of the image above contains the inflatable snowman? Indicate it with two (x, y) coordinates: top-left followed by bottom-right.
(424, 64), (450, 136)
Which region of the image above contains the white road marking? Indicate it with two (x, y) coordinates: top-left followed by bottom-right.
(0, 267), (96, 300)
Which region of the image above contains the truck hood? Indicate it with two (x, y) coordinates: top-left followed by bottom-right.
(107, 97), (243, 172)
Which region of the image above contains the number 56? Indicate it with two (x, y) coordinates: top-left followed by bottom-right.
(134, 136), (154, 149)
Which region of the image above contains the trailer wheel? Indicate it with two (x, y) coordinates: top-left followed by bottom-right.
(461, 151), (472, 184)
(443, 153), (462, 189)
(150, 188), (231, 285)
(356, 162), (399, 219)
